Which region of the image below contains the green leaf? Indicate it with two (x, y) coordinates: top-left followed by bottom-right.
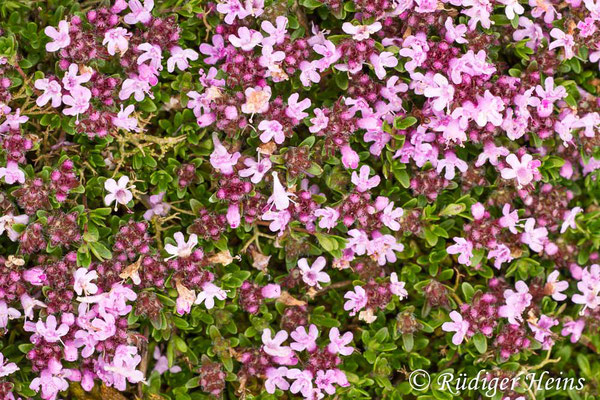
(394, 116), (418, 130)
(461, 282), (475, 302)
(402, 333), (414, 352)
(439, 203), (466, 217)
(89, 242), (112, 261)
(472, 333), (487, 354)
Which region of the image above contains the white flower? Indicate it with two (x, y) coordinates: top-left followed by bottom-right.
(73, 268), (99, 296)
(390, 272), (408, 299)
(0, 213), (28, 241)
(500, 153), (537, 188)
(195, 282), (228, 309)
(103, 27), (131, 56)
(165, 232), (198, 260)
(104, 176), (134, 210)
(297, 257), (330, 289)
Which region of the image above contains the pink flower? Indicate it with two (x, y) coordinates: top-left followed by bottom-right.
(265, 367), (290, 393)
(36, 315), (69, 343)
(195, 282), (228, 310)
(152, 347), (182, 375)
(226, 203), (241, 228)
(298, 257), (330, 288)
(199, 34), (226, 64)
(0, 301), (20, 329)
(343, 286), (367, 316)
(369, 233), (404, 265)
(399, 34), (429, 72)
(313, 40), (341, 70)
(0, 213), (28, 241)
(216, 0), (250, 24)
(315, 369), (338, 395)
(498, 0), (524, 19)
(488, 243), (513, 269)
(137, 63), (159, 85)
(104, 175), (133, 210)
(62, 86), (91, 118)
(528, 315), (558, 349)
(240, 154), (272, 183)
(20, 293), (46, 320)
(124, 0), (154, 24)
(436, 151), (468, 180)
(327, 327), (354, 355)
(229, 27), (263, 51)
(572, 264), (600, 312)
(545, 270), (568, 301)
(44, 20), (70, 52)
(549, 28), (575, 59)
(528, 0), (559, 22)
(285, 93), (311, 120)
(473, 90), (505, 127)
(471, 203), (486, 220)
(442, 311), (469, 345)
(560, 206), (582, 233)
(262, 329), (294, 358)
(447, 237), (474, 266)
(175, 283), (195, 316)
(258, 120), (285, 144)
(286, 369), (314, 398)
(0, 161), (25, 185)
(314, 207), (339, 230)
(261, 16), (288, 45)
(291, 324), (319, 352)
(309, 110), (330, 135)
(167, 46), (198, 72)
(340, 144), (359, 169)
(112, 104), (140, 132)
(424, 73), (454, 112)
(534, 77), (567, 117)
(242, 86), (271, 115)
(119, 78), (151, 102)
(137, 43), (163, 69)
(444, 17), (467, 43)
(498, 281), (532, 325)
(165, 232), (198, 259)
(268, 172), (296, 210)
(35, 79), (62, 107)
(112, 0), (129, 12)
(380, 201), (404, 231)
(561, 319), (585, 343)
(351, 165), (380, 192)
(0, 352), (18, 377)
(262, 209), (291, 233)
(103, 27), (131, 56)
(499, 203), (519, 234)
(210, 133), (241, 175)
(261, 284), (281, 299)
(30, 359), (70, 400)
(501, 153), (539, 188)
(73, 268), (98, 296)
(521, 218), (548, 252)
(23, 267), (46, 286)
(341, 22), (382, 40)
(475, 141), (509, 167)
(62, 64), (91, 91)
(100, 345), (144, 390)
(369, 52), (398, 80)
(390, 272), (408, 299)
(298, 60), (321, 87)
(259, 44), (285, 69)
